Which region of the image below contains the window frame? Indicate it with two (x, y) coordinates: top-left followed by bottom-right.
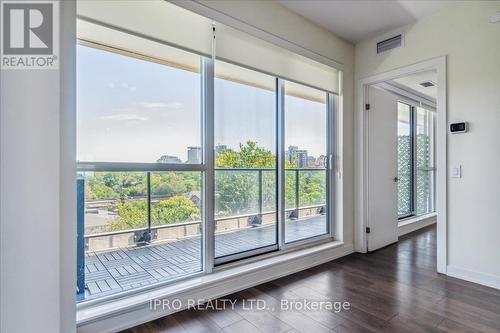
(76, 38), (338, 305)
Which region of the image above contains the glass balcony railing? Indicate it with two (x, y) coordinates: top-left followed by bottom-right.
(78, 168), (326, 249)
(76, 168), (326, 299)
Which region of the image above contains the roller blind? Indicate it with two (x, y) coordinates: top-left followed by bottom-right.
(77, 19), (202, 72)
(77, 0), (339, 94)
(215, 22), (339, 94)
(77, 0), (212, 58)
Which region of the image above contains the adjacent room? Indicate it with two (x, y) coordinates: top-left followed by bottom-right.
(1, 1), (499, 333)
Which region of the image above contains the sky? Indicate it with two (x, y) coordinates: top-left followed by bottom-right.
(77, 45), (327, 163)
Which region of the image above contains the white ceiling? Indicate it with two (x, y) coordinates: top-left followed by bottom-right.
(391, 70), (437, 100)
(279, 0), (458, 43)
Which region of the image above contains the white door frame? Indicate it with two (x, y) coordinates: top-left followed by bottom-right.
(355, 56), (447, 274)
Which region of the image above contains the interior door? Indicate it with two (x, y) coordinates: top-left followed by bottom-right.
(367, 85), (398, 251)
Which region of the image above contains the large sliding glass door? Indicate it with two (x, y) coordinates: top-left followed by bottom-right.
(212, 66), (336, 263)
(214, 61), (278, 263)
(283, 82), (331, 243)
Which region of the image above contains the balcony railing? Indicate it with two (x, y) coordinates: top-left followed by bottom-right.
(76, 168), (326, 298)
(79, 168), (326, 246)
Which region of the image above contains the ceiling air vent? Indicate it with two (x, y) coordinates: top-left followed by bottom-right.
(376, 34), (403, 54)
(419, 81), (435, 88)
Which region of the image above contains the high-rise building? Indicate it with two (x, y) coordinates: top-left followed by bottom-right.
(296, 150), (308, 168)
(286, 146), (309, 167)
(215, 144), (228, 154)
(157, 155), (181, 164)
(286, 146), (298, 165)
(187, 146), (201, 164)
(307, 156), (316, 167)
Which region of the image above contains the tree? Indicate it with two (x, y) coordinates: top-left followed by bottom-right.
(107, 196), (201, 231)
(108, 200), (148, 231)
(86, 140), (326, 232)
(152, 196), (200, 225)
(151, 172), (200, 197)
(215, 141), (275, 217)
(214, 140), (325, 217)
(85, 172), (145, 200)
(216, 140), (276, 168)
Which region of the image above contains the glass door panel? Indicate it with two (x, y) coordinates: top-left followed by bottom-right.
(397, 102), (413, 218)
(214, 60), (278, 262)
(416, 107), (435, 215)
(284, 81), (329, 243)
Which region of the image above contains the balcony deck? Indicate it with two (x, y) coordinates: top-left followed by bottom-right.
(83, 215), (327, 301)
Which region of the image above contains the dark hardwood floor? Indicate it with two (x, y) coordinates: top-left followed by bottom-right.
(121, 226), (500, 333)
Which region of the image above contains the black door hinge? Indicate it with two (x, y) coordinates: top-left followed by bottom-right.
(365, 103), (370, 110)
(366, 227), (371, 234)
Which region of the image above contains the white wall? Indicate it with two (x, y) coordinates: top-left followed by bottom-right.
(355, 1), (500, 287)
(0, 1), (76, 333)
(195, 0), (356, 248)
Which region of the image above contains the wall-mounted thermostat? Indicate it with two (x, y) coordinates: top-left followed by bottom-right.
(450, 122), (468, 134)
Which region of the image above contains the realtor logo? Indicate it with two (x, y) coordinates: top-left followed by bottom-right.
(1, 1), (59, 69)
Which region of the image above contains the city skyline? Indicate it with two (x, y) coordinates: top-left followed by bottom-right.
(157, 144), (326, 168)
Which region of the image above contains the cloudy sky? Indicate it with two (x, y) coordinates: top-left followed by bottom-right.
(77, 45), (327, 163)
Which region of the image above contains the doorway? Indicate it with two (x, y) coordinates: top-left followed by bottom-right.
(356, 57), (447, 273)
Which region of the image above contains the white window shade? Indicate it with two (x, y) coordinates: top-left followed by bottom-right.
(77, 19), (201, 73)
(215, 60), (276, 92)
(76, 0), (339, 95)
(77, 0), (212, 58)
(285, 81), (327, 104)
(215, 23), (339, 94)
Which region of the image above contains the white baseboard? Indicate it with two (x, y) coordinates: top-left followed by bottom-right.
(77, 242), (354, 333)
(398, 213), (436, 237)
(447, 265), (500, 290)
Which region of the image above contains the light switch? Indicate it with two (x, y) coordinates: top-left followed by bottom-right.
(451, 165), (462, 178)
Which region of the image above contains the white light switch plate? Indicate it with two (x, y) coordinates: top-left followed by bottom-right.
(451, 165), (462, 178)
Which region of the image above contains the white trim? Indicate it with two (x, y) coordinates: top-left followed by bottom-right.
(170, 0), (344, 71)
(60, 1), (78, 332)
(397, 213), (436, 237)
(355, 56), (447, 274)
(77, 241), (353, 333)
(333, 71), (344, 242)
(447, 266), (500, 290)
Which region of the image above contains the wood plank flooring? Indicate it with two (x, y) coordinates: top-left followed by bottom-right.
(120, 226), (500, 333)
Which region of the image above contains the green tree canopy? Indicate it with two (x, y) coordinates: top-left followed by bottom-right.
(86, 141), (326, 233)
(216, 140), (276, 168)
(108, 195), (200, 231)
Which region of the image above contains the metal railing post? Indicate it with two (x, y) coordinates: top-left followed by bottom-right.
(295, 169), (299, 218)
(76, 176), (85, 300)
(147, 171), (151, 232)
(258, 169), (263, 217)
